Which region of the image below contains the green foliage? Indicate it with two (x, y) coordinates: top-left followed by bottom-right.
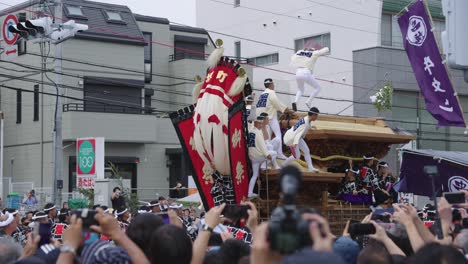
(370, 82), (393, 112)
(77, 188), (94, 208)
(107, 161), (139, 214)
(69, 197), (91, 209)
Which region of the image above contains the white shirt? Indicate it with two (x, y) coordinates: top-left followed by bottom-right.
(290, 47), (329, 74)
(283, 116), (313, 146)
(255, 88), (287, 120)
(248, 126), (269, 160)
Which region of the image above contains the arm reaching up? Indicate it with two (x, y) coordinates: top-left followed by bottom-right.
(91, 209), (150, 264)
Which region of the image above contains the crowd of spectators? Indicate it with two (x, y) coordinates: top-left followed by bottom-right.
(0, 186), (467, 263)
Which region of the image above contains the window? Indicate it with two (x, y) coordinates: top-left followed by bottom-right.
(66, 6), (84, 17)
(234, 41), (241, 60)
(381, 13), (445, 48)
(381, 14), (392, 46)
(143, 32), (153, 83)
(248, 53), (279, 66)
(16, 90), (22, 124)
(33, 85), (39, 121)
(104, 10), (125, 23)
(84, 78), (142, 114)
(295, 33), (331, 52)
(234, 0), (240, 7)
(174, 41), (205, 61)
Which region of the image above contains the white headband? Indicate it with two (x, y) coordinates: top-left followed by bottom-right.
(44, 205), (56, 212)
(32, 214), (47, 221)
(169, 204), (183, 209)
(5, 210), (19, 216)
(0, 213), (14, 227)
(378, 163), (389, 168)
(137, 210), (151, 214)
(363, 156), (374, 160)
(115, 208), (128, 217)
(346, 169), (360, 174)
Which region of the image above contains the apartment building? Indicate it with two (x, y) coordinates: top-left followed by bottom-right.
(0, 0), (214, 200)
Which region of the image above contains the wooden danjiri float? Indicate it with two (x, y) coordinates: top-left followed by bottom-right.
(253, 111), (415, 234)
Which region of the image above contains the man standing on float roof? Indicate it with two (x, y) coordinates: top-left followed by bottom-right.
(283, 107), (320, 173)
(255, 78), (291, 160)
(290, 46), (330, 110)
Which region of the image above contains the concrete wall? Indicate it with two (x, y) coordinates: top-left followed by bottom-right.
(196, 0), (383, 115)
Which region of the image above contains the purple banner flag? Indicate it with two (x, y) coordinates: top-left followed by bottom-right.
(398, 0), (465, 127)
(395, 150), (468, 197)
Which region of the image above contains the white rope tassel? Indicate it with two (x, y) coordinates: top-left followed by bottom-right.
(228, 68), (247, 97)
(207, 47), (224, 70)
(192, 82), (203, 104)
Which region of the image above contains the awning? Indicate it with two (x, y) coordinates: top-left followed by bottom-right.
(395, 149), (468, 197)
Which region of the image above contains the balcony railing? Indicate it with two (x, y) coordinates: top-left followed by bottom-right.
(63, 103), (156, 114)
(169, 52), (206, 62)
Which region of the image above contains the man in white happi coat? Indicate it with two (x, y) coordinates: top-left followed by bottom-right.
(283, 107), (320, 172)
(255, 78), (291, 160)
(290, 47), (329, 110)
(248, 116), (280, 198)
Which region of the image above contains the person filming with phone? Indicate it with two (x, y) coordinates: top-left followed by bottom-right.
(111, 187), (126, 210)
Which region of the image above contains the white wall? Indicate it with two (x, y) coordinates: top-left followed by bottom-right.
(196, 0), (383, 115)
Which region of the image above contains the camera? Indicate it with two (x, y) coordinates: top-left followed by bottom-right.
(71, 209), (99, 230)
(268, 166), (313, 254)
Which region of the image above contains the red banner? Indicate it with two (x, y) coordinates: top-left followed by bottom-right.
(170, 108), (215, 209)
(228, 100), (251, 203)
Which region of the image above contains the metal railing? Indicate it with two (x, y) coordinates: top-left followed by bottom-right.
(131, 187), (194, 202)
(169, 52), (206, 62)
(63, 103), (156, 115)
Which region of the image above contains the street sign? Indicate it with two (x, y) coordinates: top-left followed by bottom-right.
(77, 138), (96, 176)
(1, 14), (19, 61)
(76, 137), (105, 182)
(2, 14), (19, 46)
(77, 176), (95, 189)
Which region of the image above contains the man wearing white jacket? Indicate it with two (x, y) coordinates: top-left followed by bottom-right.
(283, 107), (320, 172)
(248, 116), (280, 198)
(291, 47), (329, 110)
(255, 78), (291, 159)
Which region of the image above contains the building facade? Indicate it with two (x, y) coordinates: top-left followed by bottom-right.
(197, 0), (468, 173)
(0, 0), (214, 202)
(196, 0), (384, 115)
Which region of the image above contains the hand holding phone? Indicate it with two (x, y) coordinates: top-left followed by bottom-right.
(443, 192), (466, 204)
(71, 209), (99, 230)
(349, 223), (376, 237)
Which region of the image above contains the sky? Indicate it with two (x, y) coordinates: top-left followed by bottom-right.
(5, 0), (197, 26)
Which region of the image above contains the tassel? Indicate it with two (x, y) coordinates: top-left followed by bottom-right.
(192, 75), (203, 104)
(207, 39), (224, 70)
(228, 68), (247, 97)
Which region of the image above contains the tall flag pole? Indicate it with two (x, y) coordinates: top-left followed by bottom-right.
(398, 0), (466, 128)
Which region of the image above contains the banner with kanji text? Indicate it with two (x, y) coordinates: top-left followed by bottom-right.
(398, 0), (465, 127)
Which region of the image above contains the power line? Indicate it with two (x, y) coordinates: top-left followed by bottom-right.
(208, 0), (380, 35)
(0, 69), (191, 108)
(3, 59), (468, 118)
(0, 66), (454, 127)
(304, 0), (381, 19)
(2, 1), (466, 116)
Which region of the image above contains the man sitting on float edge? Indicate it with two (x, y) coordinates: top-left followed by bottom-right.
(283, 107), (320, 173)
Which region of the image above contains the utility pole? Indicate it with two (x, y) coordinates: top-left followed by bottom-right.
(8, 0), (88, 205)
(53, 41), (63, 206)
(53, 0), (63, 206)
